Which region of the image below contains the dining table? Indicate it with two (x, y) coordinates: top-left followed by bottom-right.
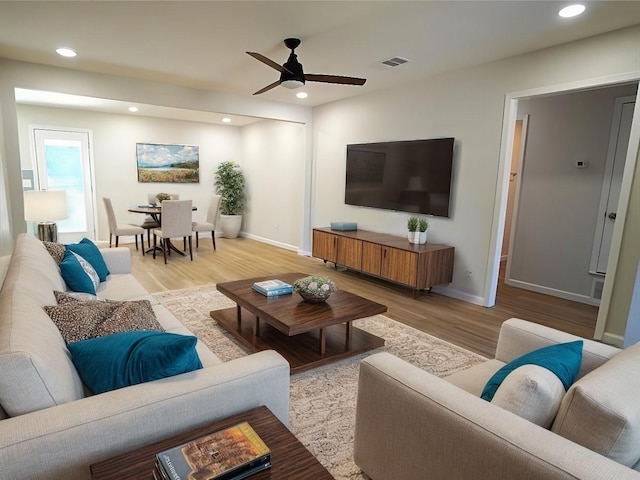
(128, 204), (197, 256)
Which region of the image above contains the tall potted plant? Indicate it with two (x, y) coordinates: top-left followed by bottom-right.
(214, 161), (245, 238)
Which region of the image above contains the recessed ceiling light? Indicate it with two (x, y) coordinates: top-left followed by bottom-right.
(56, 47), (77, 58)
(128, 106), (139, 112)
(296, 92), (308, 99)
(222, 117), (231, 123)
(559, 4), (585, 18)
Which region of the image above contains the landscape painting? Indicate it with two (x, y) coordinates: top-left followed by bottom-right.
(136, 143), (200, 183)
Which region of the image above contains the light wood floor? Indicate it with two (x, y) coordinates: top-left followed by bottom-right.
(127, 236), (598, 358)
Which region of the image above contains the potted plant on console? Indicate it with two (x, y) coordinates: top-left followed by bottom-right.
(215, 161), (245, 238)
(418, 217), (429, 244)
(408, 216), (429, 244)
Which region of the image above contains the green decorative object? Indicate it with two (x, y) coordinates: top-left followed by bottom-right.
(418, 218), (429, 232)
(293, 275), (336, 303)
(156, 193), (171, 203)
(214, 161), (245, 216)
(407, 216), (418, 232)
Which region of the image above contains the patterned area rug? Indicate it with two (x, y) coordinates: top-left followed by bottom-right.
(153, 285), (486, 480)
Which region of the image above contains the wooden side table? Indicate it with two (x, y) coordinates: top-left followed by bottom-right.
(90, 406), (333, 479)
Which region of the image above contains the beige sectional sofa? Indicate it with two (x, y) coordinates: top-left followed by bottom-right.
(355, 318), (640, 479)
(0, 233), (290, 480)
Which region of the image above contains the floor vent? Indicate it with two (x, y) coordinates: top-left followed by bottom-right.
(592, 278), (605, 300)
(381, 56), (410, 68)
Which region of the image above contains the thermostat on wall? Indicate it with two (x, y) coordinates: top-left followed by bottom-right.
(575, 160), (589, 169)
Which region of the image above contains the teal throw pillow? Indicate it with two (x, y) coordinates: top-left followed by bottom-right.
(66, 238), (110, 282)
(59, 249), (99, 294)
(481, 340), (583, 402)
(67, 331), (202, 394)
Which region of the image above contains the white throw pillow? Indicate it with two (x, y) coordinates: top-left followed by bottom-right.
(491, 364), (565, 428)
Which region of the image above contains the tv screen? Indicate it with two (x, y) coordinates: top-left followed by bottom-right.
(345, 137), (454, 217)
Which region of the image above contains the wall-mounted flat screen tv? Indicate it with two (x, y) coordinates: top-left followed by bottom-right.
(345, 137), (454, 217)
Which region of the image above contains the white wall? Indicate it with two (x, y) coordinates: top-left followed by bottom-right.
(0, 57), (312, 255)
(241, 119), (306, 250)
(16, 105), (241, 242)
(510, 84), (637, 301)
(311, 26), (640, 310)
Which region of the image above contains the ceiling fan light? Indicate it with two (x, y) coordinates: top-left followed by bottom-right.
(281, 79), (304, 89)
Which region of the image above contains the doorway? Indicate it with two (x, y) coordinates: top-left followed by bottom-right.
(487, 76), (640, 344)
(31, 127), (96, 243)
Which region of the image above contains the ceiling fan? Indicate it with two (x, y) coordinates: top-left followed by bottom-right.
(247, 38), (367, 95)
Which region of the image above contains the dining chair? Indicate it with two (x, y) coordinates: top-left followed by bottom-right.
(192, 194), (221, 250)
(153, 200), (193, 264)
(103, 197), (145, 254)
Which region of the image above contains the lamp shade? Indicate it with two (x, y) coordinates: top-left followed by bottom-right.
(24, 190), (68, 222)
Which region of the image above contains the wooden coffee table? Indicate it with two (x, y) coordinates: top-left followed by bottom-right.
(211, 273), (387, 374)
(90, 406), (332, 479)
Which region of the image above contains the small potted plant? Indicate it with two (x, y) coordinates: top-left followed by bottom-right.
(156, 193), (171, 204)
(214, 161), (246, 238)
(407, 216), (420, 244)
(418, 218), (429, 244)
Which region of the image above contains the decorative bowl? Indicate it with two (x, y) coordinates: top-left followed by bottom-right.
(293, 276), (336, 303)
(298, 290), (332, 303)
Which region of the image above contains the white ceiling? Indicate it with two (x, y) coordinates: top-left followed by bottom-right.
(3, 1), (640, 123)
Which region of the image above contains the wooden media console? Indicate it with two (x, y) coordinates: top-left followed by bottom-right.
(312, 227), (454, 297)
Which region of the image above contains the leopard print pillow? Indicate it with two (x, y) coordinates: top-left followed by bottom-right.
(44, 298), (163, 344)
(43, 241), (66, 265)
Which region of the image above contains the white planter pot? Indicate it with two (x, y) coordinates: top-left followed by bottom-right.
(220, 214), (242, 238)
(408, 231), (428, 244)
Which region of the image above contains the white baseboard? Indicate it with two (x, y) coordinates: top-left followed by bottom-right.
(505, 278), (600, 306)
(433, 285), (486, 306)
(601, 331), (624, 348)
(241, 232), (298, 252)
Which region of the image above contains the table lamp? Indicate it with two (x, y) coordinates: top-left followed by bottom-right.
(24, 190), (68, 242)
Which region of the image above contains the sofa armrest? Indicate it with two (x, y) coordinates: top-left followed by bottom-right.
(100, 247), (132, 275)
(354, 352), (640, 480)
(0, 350), (289, 480)
(496, 318), (620, 377)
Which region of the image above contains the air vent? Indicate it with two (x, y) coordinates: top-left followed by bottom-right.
(380, 56), (410, 68)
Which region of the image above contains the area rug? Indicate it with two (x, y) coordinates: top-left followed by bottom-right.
(153, 285), (487, 480)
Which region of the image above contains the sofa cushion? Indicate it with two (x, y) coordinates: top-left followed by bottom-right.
(491, 364), (566, 428)
(481, 341), (583, 402)
(67, 331), (203, 394)
(552, 342), (640, 467)
(60, 249), (100, 294)
(44, 298), (163, 343)
(66, 238), (110, 281)
(54, 290), (103, 303)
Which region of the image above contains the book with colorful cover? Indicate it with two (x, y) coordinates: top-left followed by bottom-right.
(156, 422), (271, 480)
(252, 280), (293, 297)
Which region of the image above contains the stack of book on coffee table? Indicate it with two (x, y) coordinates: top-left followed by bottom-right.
(252, 279), (293, 297)
(154, 421), (271, 480)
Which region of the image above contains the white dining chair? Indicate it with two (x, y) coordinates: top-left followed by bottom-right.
(103, 197), (145, 254)
(192, 194), (221, 250)
(153, 200), (193, 264)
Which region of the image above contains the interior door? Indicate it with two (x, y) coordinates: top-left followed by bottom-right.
(32, 127), (96, 243)
(590, 97), (635, 274)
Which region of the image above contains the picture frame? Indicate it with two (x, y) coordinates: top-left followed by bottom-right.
(136, 143), (200, 183)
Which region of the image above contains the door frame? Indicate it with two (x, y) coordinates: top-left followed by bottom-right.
(29, 125), (98, 241)
(484, 72), (640, 341)
(589, 95), (636, 275)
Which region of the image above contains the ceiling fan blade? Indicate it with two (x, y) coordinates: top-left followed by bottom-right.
(246, 52), (292, 75)
(253, 80), (282, 95)
(305, 74), (367, 86)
